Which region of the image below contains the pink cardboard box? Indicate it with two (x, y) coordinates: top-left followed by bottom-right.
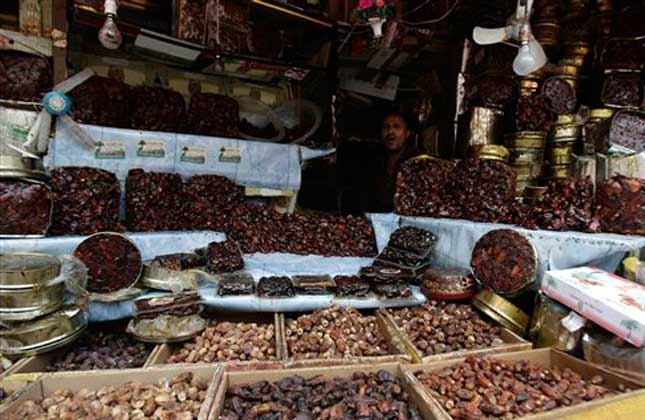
(542, 266), (645, 347)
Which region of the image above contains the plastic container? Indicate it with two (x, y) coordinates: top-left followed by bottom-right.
(583, 328), (645, 375)
(529, 294), (583, 352)
(275, 99), (322, 144)
(237, 96), (285, 142)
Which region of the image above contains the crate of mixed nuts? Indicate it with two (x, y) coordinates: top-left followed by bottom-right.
(279, 306), (412, 368)
(147, 313), (283, 372)
(381, 300), (531, 364)
(403, 348), (645, 419)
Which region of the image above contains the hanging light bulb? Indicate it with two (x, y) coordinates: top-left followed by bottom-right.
(99, 0), (122, 49)
(513, 35), (547, 76)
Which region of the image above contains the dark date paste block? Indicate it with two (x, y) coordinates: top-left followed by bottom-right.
(394, 157), (458, 218)
(388, 226), (437, 256)
(257, 276), (295, 297)
(68, 76), (131, 128)
(515, 94), (554, 132)
(471, 229), (537, 296)
(130, 86), (185, 133)
(602, 73), (642, 109)
(126, 169), (185, 231)
(593, 175), (645, 236)
(218, 272), (255, 296)
(134, 291), (202, 319)
(0, 179), (51, 236)
(292, 275), (335, 295)
(543, 77), (577, 114)
(74, 233), (142, 294)
(372, 282), (412, 298)
(609, 111), (645, 153)
(334, 275), (370, 297)
(206, 240), (244, 274)
(185, 93), (240, 138)
(0, 51), (51, 102)
(452, 158), (517, 223)
(151, 253), (206, 271)
(49, 167), (122, 235)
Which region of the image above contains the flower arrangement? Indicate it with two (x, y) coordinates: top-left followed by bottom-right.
(355, 0), (394, 22)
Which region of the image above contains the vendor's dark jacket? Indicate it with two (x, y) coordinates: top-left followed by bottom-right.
(337, 140), (421, 214)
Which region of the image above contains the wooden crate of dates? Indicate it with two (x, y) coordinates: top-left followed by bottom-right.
(7, 326), (157, 377)
(402, 348), (645, 420)
(381, 301), (531, 364)
(147, 313), (284, 372)
(0, 364), (222, 419)
(278, 307), (412, 368)
(209, 362), (437, 419)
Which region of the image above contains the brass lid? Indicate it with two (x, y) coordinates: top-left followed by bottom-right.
(472, 288), (529, 336)
(589, 108), (615, 119)
(0, 253), (61, 289)
(556, 114), (576, 124)
(506, 131), (547, 140)
(0, 155), (47, 180)
(140, 264), (209, 291)
(471, 145), (510, 162)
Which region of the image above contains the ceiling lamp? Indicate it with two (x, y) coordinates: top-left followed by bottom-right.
(99, 0), (123, 49)
(472, 0), (547, 76)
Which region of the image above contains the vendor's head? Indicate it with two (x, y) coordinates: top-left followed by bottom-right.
(381, 111), (411, 153)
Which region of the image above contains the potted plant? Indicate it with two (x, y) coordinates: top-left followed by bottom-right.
(355, 0), (395, 38)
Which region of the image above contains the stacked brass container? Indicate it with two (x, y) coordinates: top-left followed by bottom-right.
(470, 144), (510, 163)
(0, 253), (88, 357)
(467, 107), (504, 147)
(519, 68), (548, 98)
(544, 114), (580, 180)
(595, 0), (614, 40)
(531, 0), (561, 56)
(583, 108), (615, 153)
(505, 131), (547, 195)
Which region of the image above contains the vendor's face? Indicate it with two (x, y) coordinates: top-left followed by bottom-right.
(381, 115), (409, 152)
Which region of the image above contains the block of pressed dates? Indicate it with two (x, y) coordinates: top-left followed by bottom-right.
(515, 94), (554, 132)
(185, 93), (240, 138)
(394, 157), (458, 218)
(543, 76), (577, 114)
(217, 272), (255, 296)
(49, 167), (122, 235)
(476, 75), (516, 109)
(452, 158), (517, 223)
(130, 86), (185, 132)
(530, 177), (594, 232)
(257, 276), (294, 297)
(471, 229), (537, 296)
(0, 179), (51, 236)
(126, 169), (185, 231)
(151, 253), (206, 271)
(183, 174), (243, 231)
(206, 240), (244, 274)
(592, 175), (645, 235)
(334, 275), (370, 297)
(134, 291), (202, 319)
(601, 38), (645, 70)
(609, 111), (645, 153)
(0, 51), (51, 102)
(68, 75), (131, 128)
(602, 73), (642, 109)
(387, 226), (438, 256)
(74, 233), (142, 294)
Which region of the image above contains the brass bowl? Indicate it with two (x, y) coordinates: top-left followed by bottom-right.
(472, 288), (529, 337)
(0, 253), (60, 289)
(140, 264), (212, 292)
(0, 283), (65, 321)
(0, 155), (47, 180)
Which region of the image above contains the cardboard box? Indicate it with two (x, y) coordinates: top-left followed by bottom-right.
(0, 364), (223, 419)
(543, 267), (645, 347)
(279, 310), (413, 368)
(208, 362), (436, 419)
(403, 348), (645, 420)
(380, 307), (533, 364)
(147, 313), (284, 371)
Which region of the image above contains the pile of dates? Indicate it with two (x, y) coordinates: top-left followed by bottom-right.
(592, 175), (645, 236)
(183, 174), (243, 232)
(69, 75), (131, 128)
(49, 167), (122, 235)
(126, 169), (186, 231)
(220, 370), (423, 419)
(415, 356), (623, 419)
(48, 331), (152, 371)
(0, 179), (52, 236)
(0, 51), (51, 101)
(520, 177), (594, 232)
(228, 203), (377, 257)
(395, 157), (458, 218)
(514, 94), (554, 133)
(388, 301), (504, 356)
(130, 86), (186, 133)
(471, 229), (537, 296)
(10, 372), (209, 419)
(169, 320), (276, 363)
(285, 306), (391, 359)
(185, 93), (240, 138)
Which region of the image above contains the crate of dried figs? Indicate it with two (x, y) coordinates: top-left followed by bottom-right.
(147, 313), (283, 371)
(1, 365), (222, 419)
(210, 362), (435, 419)
(404, 348), (645, 420)
(279, 306), (411, 368)
(8, 326), (156, 375)
(382, 301), (531, 364)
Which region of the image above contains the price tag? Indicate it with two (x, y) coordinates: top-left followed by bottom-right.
(95, 141), (126, 160)
(219, 146), (241, 163)
(180, 146), (206, 164)
(137, 140), (165, 158)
